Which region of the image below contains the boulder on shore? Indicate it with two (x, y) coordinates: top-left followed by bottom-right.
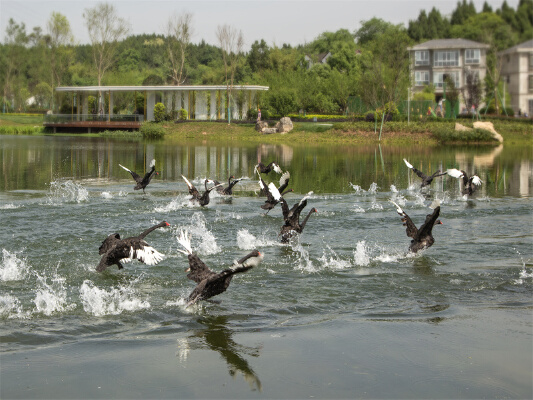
(473, 121), (503, 143)
(255, 121), (269, 132)
(275, 117), (293, 134)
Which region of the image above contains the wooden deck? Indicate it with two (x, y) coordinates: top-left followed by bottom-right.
(44, 119), (142, 133)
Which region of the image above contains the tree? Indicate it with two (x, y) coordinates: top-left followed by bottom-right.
(357, 25), (412, 110)
(450, 0), (477, 26)
(83, 2), (130, 112)
(463, 70), (482, 112)
(165, 12), (193, 85)
(354, 18), (393, 46)
(2, 19), (28, 112)
(247, 39), (271, 72)
(46, 12), (75, 109)
(215, 24), (244, 123)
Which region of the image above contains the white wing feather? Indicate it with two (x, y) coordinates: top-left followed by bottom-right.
(273, 164), (283, 174)
(119, 164), (132, 173)
(181, 175), (194, 190)
(149, 159), (156, 168)
(268, 182), (281, 201)
(177, 230), (193, 255)
(299, 191), (314, 205)
(471, 175), (483, 185)
(390, 200), (404, 215)
(134, 245), (164, 265)
(446, 168), (464, 179)
(403, 159), (413, 169)
(279, 171), (290, 187)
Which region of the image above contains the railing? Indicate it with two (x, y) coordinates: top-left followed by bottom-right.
(43, 114), (144, 123)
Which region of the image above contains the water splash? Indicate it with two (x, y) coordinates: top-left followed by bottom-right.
(179, 213), (220, 255)
(154, 195), (191, 213)
(513, 248), (532, 285)
(33, 268), (76, 316)
(349, 182), (379, 196)
(0, 203), (21, 210)
(318, 246), (352, 271)
(47, 180), (89, 204)
(100, 191), (113, 199)
(368, 183), (379, 194)
(390, 185), (407, 206)
(353, 241), (371, 266)
(215, 209), (243, 222)
(0, 295), (29, 319)
(1, 249), (30, 281)
(79, 278), (150, 316)
(237, 229), (278, 250)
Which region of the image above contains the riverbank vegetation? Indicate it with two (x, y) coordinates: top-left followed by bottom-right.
(1, 1), (532, 119)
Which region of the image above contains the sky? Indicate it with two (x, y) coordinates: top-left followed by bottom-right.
(0, 0), (522, 48)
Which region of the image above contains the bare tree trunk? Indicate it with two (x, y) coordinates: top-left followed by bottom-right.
(165, 13), (193, 85)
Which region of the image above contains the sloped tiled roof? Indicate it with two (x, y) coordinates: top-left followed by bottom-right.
(408, 38), (490, 51)
(498, 39), (533, 55)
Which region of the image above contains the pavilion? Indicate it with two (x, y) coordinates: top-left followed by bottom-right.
(45, 85), (269, 132)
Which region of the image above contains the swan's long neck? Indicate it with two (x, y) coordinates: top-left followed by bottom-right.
(299, 209), (315, 230)
(138, 222), (166, 239)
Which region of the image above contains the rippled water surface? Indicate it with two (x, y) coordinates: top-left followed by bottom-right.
(1, 135), (532, 399)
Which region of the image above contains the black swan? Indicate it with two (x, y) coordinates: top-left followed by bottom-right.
(255, 162), (283, 175)
(182, 175), (221, 206)
(257, 173), (292, 213)
(390, 200), (442, 253)
(279, 192), (317, 243)
(446, 168), (483, 198)
(177, 230), (263, 307)
(214, 176), (243, 195)
(119, 159), (158, 193)
(96, 221), (170, 272)
(404, 159), (447, 188)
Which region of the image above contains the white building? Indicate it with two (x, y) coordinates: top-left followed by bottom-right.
(498, 39), (533, 116)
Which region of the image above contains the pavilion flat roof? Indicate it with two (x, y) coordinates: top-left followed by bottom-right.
(56, 85), (269, 92)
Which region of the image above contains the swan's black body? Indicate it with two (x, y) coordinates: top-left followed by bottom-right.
(255, 162), (282, 174)
(391, 201), (442, 253)
(182, 176), (220, 206)
(119, 159), (158, 193)
(404, 159), (446, 188)
(215, 176), (242, 195)
(279, 194), (317, 243)
(178, 231), (263, 307)
(97, 221), (169, 272)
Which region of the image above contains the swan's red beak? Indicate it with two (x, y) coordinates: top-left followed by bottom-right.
(164, 222), (170, 226)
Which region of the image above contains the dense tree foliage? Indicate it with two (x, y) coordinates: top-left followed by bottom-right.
(0, 0), (530, 115)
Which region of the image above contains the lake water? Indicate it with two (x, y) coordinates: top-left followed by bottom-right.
(1, 135), (532, 399)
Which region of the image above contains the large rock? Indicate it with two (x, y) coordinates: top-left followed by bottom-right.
(255, 121), (269, 132)
(262, 127), (277, 134)
(473, 121), (504, 143)
(275, 117), (294, 134)
(455, 123), (473, 131)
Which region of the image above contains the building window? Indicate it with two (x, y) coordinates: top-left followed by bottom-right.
(434, 51), (459, 67)
(434, 71), (460, 88)
(414, 71), (430, 86)
(529, 75), (533, 91)
(529, 53), (533, 70)
(465, 49), (480, 64)
(415, 51), (430, 66)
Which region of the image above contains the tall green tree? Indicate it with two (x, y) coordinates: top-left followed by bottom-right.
(247, 39), (271, 73)
(450, 0), (477, 25)
(2, 19), (28, 112)
(46, 12), (75, 109)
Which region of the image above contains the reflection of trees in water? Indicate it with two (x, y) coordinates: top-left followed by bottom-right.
(176, 315), (262, 391)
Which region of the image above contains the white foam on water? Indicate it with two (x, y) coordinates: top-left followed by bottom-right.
(353, 241), (371, 266)
(367, 182), (379, 194)
(178, 212), (220, 255)
(47, 180), (89, 204)
(1, 249), (30, 281)
(390, 185), (407, 206)
(390, 184), (399, 194)
(349, 183), (363, 194)
(292, 240), (317, 273)
(100, 191), (113, 199)
(0, 294), (29, 319)
(236, 229), (278, 250)
(0, 203), (21, 210)
(79, 279), (150, 316)
(33, 270), (76, 316)
(318, 246), (352, 271)
(154, 195), (191, 213)
(370, 199), (383, 210)
(352, 203), (365, 213)
(215, 209), (243, 222)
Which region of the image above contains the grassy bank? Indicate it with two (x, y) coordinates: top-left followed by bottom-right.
(1, 114), (531, 145)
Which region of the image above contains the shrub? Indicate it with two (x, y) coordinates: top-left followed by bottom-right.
(431, 126), (496, 143)
(269, 89), (297, 117)
(179, 108), (188, 120)
(153, 102), (166, 122)
(247, 108), (258, 120)
(140, 122), (165, 139)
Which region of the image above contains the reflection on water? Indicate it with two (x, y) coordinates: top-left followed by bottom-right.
(177, 315), (262, 391)
(1, 135), (532, 197)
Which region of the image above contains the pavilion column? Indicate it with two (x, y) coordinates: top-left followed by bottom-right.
(210, 91), (217, 120)
(146, 91), (156, 121)
(108, 91), (113, 121)
(184, 91), (189, 119)
(82, 94), (89, 120)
